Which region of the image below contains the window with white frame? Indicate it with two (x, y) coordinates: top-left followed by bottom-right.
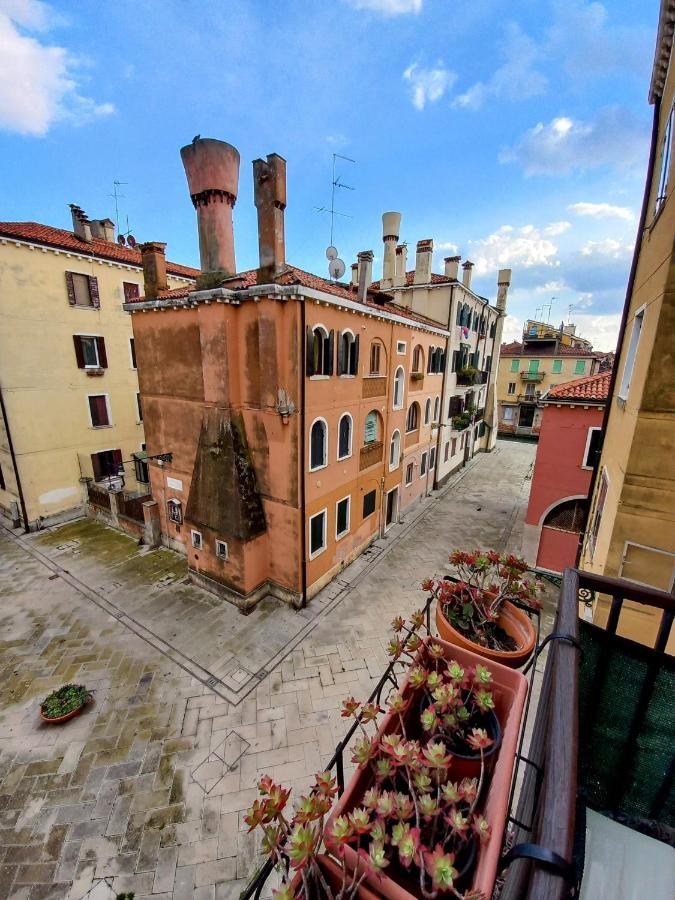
(420, 451), (428, 476)
(583, 427), (602, 469)
(215, 539), (228, 560)
(336, 496), (350, 540)
(310, 418), (327, 470)
(338, 330), (359, 376)
(369, 341), (382, 375)
(397, 340), (407, 355)
(364, 410), (379, 444)
(433, 397), (440, 421)
(618, 309), (644, 400)
(507, 382), (516, 395)
(393, 366), (405, 409)
(429, 447), (436, 469)
(309, 509), (327, 558)
(191, 529), (203, 550)
(503, 407), (514, 422)
(424, 398), (431, 424)
(405, 461), (414, 485)
(406, 402), (420, 432)
(337, 413), (352, 460)
(588, 469), (608, 559)
(129, 337), (137, 369)
(308, 325), (333, 376)
(655, 102), (674, 216)
(389, 430), (401, 470)
(444, 442), (450, 462)
(412, 345), (423, 372)
(74, 334), (106, 369)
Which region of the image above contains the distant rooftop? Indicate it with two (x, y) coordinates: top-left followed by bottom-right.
(501, 340), (598, 358)
(545, 371), (612, 403)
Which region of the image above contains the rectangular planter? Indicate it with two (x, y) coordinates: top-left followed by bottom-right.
(325, 636), (527, 899)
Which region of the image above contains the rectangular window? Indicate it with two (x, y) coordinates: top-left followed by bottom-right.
(574, 360), (586, 375)
(618, 309), (644, 400)
(136, 392), (143, 422)
(420, 452), (427, 476)
(215, 539), (228, 560)
(397, 341), (407, 355)
(552, 359), (562, 374)
(503, 407), (514, 422)
(444, 442), (450, 462)
(429, 447), (436, 469)
(336, 496), (350, 540)
(66, 272), (98, 307)
(167, 499), (183, 524)
(91, 448), (122, 480)
(507, 382), (516, 395)
(369, 342), (381, 375)
(363, 490), (376, 518)
(309, 509), (327, 557)
(528, 359), (540, 373)
(405, 462), (414, 485)
(73, 335), (107, 369)
(0, 464), (5, 491)
(88, 394), (110, 428)
(451, 438), (457, 457)
(129, 337), (137, 369)
(123, 282), (140, 302)
(191, 529), (203, 550)
(589, 469), (608, 559)
(583, 427), (603, 469)
(655, 102), (674, 215)
(510, 359), (519, 372)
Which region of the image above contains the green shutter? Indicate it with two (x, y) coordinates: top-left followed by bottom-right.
(552, 359), (562, 374)
(510, 359), (519, 372)
(528, 359), (540, 373)
(575, 360), (585, 374)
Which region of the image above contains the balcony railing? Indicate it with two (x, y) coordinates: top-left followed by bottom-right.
(456, 370), (479, 386)
(478, 369), (489, 384)
(359, 440), (383, 470)
(500, 568), (675, 900)
(362, 376), (387, 399)
(518, 391), (541, 403)
(520, 371), (545, 382)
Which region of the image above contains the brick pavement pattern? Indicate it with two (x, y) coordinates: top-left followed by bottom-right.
(0, 441), (536, 898)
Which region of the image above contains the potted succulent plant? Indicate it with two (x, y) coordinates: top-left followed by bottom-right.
(40, 684), (92, 724)
(427, 551), (542, 668)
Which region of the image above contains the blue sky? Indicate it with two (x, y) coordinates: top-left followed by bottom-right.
(0, 0), (658, 349)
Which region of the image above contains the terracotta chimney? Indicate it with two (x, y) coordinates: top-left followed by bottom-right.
(414, 239), (433, 285)
(462, 260), (474, 289)
(253, 153), (286, 283)
(69, 204), (91, 242)
(357, 250), (374, 302)
(140, 242), (168, 300)
(394, 244), (408, 287)
(444, 255), (461, 279)
(381, 211), (401, 288)
(180, 137), (240, 278)
(351, 262), (358, 287)
(496, 268), (511, 312)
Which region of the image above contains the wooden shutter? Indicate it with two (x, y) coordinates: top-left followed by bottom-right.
(337, 333), (346, 375)
(89, 276), (100, 309)
(90, 452), (102, 480)
(112, 449), (123, 472)
(452, 350), (458, 373)
(96, 337), (108, 368)
(65, 272), (76, 306)
(456, 303), (462, 325)
(73, 335), (85, 368)
(123, 282), (140, 302)
(353, 334), (359, 372)
(448, 395), (461, 417)
(327, 330), (335, 375)
(305, 326), (315, 377)
(130, 338), (137, 369)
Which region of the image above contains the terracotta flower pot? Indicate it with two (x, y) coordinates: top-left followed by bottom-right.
(325, 636), (528, 899)
(289, 854), (381, 899)
(435, 598), (536, 668)
(40, 703), (87, 724)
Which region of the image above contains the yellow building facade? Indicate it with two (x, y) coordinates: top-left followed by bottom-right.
(0, 216), (197, 529)
(580, 5), (675, 647)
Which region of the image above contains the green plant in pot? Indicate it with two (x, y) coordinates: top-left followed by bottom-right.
(40, 684), (92, 723)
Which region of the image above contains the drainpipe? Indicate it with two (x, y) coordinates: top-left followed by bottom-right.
(436, 284), (456, 486)
(481, 307), (498, 447)
(300, 300), (308, 608)
(575, 95), (661, 566)
(0, 385), (29, 532)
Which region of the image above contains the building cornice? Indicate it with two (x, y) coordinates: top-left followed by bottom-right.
(649, 0), (675, 103)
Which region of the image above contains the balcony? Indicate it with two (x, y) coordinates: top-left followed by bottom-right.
(362, 376), (387, 399)
(404, 429), (420, 449)
(409, 372), (425, 392)
(520, 371), (545, 383)
(518, 391), (541, 403)
(456, 368), (480, 386)
(359, 440), (383, 471)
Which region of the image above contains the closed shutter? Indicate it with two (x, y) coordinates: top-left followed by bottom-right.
(327, 330), (335, 375)
(73, 335), (85, 368)
(452, 350), (458, 373)
(65, 272), (76, 305)
(123, 282), (140, 302)
(353, 334), (359, 372)
(89, 276), (100, 309)
(91, 452), (103, 480)
(337, 333), (346, 375)
(305, 326), (315, 377)
(96, 337), (108, 368)
(112, 449), (123, 472)
(448, 395), (461, 417)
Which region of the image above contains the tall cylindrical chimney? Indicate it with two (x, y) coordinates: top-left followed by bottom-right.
(394, 244), (408, 287)
(357, 250), (374, 302)
(140, 242), (168, 300)
(444, 255), (461, 279)
(462, 260), (474, 289)
(180, 138), (240, 277)
(381, 211), (401, 288)
(253, 153), (286, 282)
(413, 239), (433, 285)
(496, 268), (512, 311)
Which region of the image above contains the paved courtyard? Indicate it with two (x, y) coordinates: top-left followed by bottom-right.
(0, 440), (545, 899)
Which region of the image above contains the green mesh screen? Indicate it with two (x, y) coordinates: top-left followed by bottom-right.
(578, 620), (675, 827)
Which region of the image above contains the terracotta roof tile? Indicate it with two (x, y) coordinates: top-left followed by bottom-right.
(500, 340), (597, 358)
(0, 222), (199, 280)
(545, 372), (612, 402)
(371, 270), (456, 290)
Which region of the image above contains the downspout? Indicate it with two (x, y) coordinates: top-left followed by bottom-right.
(437, 283), (456, 484)
(575, 95), (661, 566)
(482, 308), (498, 445)
(300, 300), (308, 608)
(0, 385), (29, 532)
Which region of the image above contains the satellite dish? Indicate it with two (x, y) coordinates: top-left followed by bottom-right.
(329, 258), (346, 280)
(127, 235), (137, 248)
(117, 234), (126, 246)
(326, 245), (338, 260)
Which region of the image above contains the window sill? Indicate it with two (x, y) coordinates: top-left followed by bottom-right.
(72, 304), (97, 310)
(339, 374), (356, 379)
(91, 424), (112, 429)
(309, 375), (330, 381)
(336, 530), (349, 542)
(616, 396), (627, 410)
(337, 453), (352, 462)
(309, 546), (327, 561)
(366, 373), (382, 378)
(309, 463), (327, 473)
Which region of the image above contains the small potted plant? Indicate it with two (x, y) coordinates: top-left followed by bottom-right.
(427, 551), (542, 668)
(40, 684), (92, 724)
(411, 371), (425, 382)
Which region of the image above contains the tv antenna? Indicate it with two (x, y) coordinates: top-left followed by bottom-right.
(314, 153), (356, 247)
(541, 297), (556, 323)
(108, 180), (128, 237)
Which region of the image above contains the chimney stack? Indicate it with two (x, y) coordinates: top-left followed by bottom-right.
(462, 260), (474, 289)
(180, 137), (240, 279)
(381, 211), (401, 288)
(413, 239), (433, 285)
(351, 262), (358, 287)
(496, 268), (511, 312)
(394, 244), (408, 287)
(140, 242), (168, 300)
(444, 255), (461, 279)
(253, 153), (287, 283)
(89, 218), (116, 243)
(357, 250), (374, 303)
(69, 204), (92, 242)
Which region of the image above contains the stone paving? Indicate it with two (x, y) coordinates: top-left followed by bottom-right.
(0, 441), (543, 899)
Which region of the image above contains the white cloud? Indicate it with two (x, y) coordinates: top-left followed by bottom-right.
(453, 22), (547, 111)
(568, 201), (634, 222)
(344, 0), (422, 15)
(502, 314), (524, 343)
(499, 107), (649, 176)
(570, 312), (622, 351)
(543, 221), (571, 236)
(403, 61), (455, 110)
(580, 238), (633, 258)
(469, 223), (561, 276)
(0, 0), (114, 136)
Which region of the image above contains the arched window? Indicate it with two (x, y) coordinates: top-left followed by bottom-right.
(433, 396), (440, 421)
(308, 325), (333, 376)
(338, 330), (359, 376)
(364, 410), (380, 444)
(369, 341), (382, 375)
(393, 366), (405, 409)
(309, 418), (327, 470)
(412, 345), (423, 373)
(427, 347), (435, 374)
(424, 398), (431, 424)
(543, 499), (588, 533)
(406, 402), (420, 432)
(337, 413), (353, 460)
(389, 430), (401, 470)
